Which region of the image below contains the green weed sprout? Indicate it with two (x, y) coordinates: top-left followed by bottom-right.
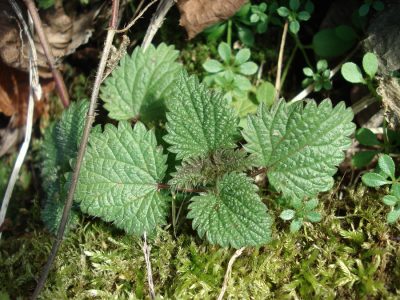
(204, 1), (278, 47)
(302, 59), (332, 92)
(341, 52), (378, 88)
(203, 42), (258, 102)
(362, 154), (400, 223)
(280, 198), (322, 233)
(277, 0), (314, 34)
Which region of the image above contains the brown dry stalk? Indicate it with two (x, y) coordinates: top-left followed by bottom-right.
(31, 1), (120, 298)
(274, 21), (289, 101)
(116, 0), (159, 33)
(22, 0), (70, 108)
(141, 0), (175, 50)
(143, 232), (156, 300)
(217, 247), (245, 300)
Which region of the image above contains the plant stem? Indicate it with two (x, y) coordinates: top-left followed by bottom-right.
(275, 21), (289, 101)
(31, 1), (120, 298)
(217, 247), (245, 300)
(23, 0), (70, 108)
(227, 19), (233, 47)
(293, 34), (312, 68)
(280, 44), (298, 93)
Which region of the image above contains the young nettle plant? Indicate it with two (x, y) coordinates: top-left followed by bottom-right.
(302, 59), (332, 92)
(362, 154), (400, 223)
(42, 43), (355, 248)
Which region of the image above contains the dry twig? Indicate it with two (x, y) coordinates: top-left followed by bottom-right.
(22, 0), (70, 108)
(115, 0), (159, 33)
(217, 247), (245, 300)
(141, 0), (175, 50)
(275, 21), (288, 101)
(0, 0), (42, 240)
(143, 232), (156, 300)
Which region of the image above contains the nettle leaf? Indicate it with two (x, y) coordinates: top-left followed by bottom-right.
(187, 173), (272, 248)
(100, 43), (181, 122)
(164, 72), (239, 160)
(75, 121), (170, 236)
(40, 100), (89, 234)
(243, 99), (355, 200)
(169, 149), (253, 190)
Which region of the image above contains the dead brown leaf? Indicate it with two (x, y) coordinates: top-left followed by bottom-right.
(0, 61), (54, 128)
(0, 0), (98, 77)
(177, 0), (246, 39)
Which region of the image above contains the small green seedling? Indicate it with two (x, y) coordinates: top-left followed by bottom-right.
(203, 42), (258, 102)
(362, 154), (400, 224)
(352, 128), (382, 168)
(359, 0), (385, 17)
(302, 59), (332, 92)
(341, 52), (378, 86)
(352, 128), (400, 168)
(280, 198), (322, 233)
(204, 1), (278, 47)
(277, 0), (314, 34)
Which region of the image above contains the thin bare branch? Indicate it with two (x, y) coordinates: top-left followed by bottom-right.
(0, 0), (42, 240)
(141, 0), (175, 50)
(274, 21), (288, 101)
(22, 0), (70, 108)
(218, 247), (245, 300)
(115, 0), (159, 33)
(31, 1), (120, 298)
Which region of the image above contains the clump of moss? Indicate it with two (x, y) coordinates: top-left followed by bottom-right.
(1, 184), (399, 299)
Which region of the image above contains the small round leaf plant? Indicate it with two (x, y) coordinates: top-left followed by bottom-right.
(203, 42), (258, 102)
(42, 44), (356, 249)
(362, 154), (400, 224)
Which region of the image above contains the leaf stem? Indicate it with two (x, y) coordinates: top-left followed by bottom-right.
(293, 34), (312, 68)
(31, 1), (120, 298)
(280, 44), (298, 93)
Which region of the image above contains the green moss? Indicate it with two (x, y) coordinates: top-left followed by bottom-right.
(1, 184), (399, 299)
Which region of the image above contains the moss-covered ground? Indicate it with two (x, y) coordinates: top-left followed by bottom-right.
(1, 177), (399, 299)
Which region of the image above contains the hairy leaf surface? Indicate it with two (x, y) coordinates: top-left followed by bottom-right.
(100, 44), (181, 122)
(187, 172), (271, 248)
(41, 100), (89, 233)
(164, 72), (239, 160)
(169, 149), (253, 189)
(75, 122), (170, 236)
(243, 99), (355, 200)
